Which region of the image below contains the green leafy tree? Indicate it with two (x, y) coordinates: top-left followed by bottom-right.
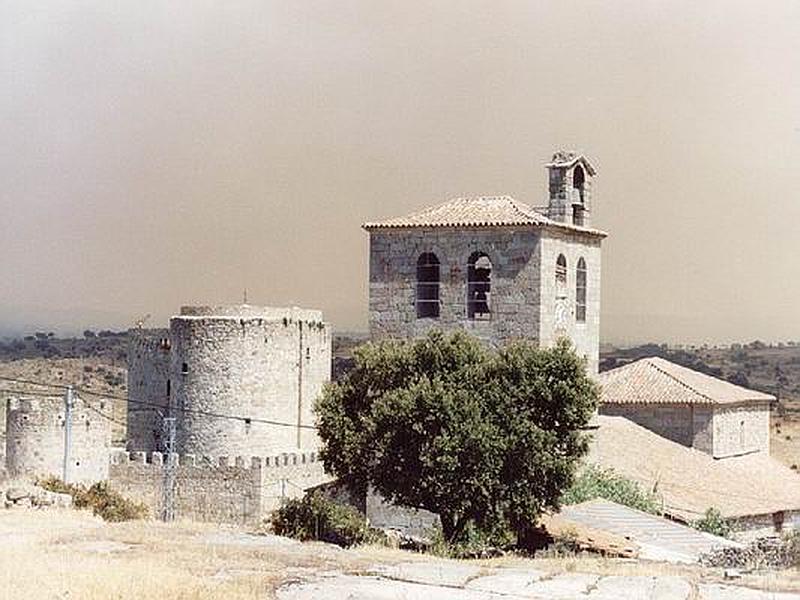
(315, 331), (599, 545)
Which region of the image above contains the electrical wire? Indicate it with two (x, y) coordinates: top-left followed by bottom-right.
(0, 375), (318, 430)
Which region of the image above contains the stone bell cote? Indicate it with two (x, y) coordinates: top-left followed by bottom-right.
(546, 151), (597, 227)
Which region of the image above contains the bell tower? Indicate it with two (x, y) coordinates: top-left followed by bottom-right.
(546, 151), (596, 227)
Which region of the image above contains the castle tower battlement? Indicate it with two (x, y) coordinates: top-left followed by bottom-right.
(127, 304), (331, 458)
(5, 394), (111, 484)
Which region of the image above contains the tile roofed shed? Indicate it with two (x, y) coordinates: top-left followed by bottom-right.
(599, 357), (775, 406)
(362, 195), (606, 236)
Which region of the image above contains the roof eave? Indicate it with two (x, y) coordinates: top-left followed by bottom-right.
(362, 221), (608, 238)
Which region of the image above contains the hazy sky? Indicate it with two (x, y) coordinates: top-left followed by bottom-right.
(2, 1), (799, 344)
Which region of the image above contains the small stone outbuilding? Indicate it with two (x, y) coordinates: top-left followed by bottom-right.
(598, 357), (774, 459)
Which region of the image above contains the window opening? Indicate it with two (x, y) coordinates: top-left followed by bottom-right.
(467, 252), (492, 320)
(576, 257), (587, 323)
(416, 253), (440, 318)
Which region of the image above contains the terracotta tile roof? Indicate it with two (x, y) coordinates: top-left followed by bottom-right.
(598, 357), (775, 406)
(590, 416), (800, 520)
(362, 195), (606, 237)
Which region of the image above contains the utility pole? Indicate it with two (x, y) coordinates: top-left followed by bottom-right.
(161, 416), (177, 522)
(62, 385), (73, 484)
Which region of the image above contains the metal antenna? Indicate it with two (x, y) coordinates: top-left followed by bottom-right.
(161, 415), (177, 521)
(135, 314), (151, 330)
(243, 288), (248, 304)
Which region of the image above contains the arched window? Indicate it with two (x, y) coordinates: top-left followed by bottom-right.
(555, 254), (568, 333)
(573, 165), (585, 202)
(467, 252), (492, 320)
(556, 254), (567, 296)
(572, 165), (586, 225)
(576, 257), (587, 323)
(416, 253), (440, 318)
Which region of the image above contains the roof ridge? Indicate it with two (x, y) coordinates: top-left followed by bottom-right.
(644, 357), (715, 403)
(505, 196), (542, 221)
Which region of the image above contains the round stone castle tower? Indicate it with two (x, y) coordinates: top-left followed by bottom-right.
(127, 305), (331, 457)
(5, 395), (112, 484)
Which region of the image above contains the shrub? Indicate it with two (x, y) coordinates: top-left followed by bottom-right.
(271, 492), (379, 547)
(561, 465), (662, 515)
(427, 521), (515, 558)
(692, 507), (732, 538)
(38, 477), (147, 522)
(786, 530), (800, 567)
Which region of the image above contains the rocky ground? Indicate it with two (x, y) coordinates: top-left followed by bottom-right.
(0, 506), (798, 600)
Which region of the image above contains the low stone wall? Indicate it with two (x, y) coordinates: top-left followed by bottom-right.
(365, 488), (440, 537)
(730, 510), (800, 542)
(109, 450), (332, 524)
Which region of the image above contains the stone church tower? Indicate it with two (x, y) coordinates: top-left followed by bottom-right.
(363, 151), (607, 374)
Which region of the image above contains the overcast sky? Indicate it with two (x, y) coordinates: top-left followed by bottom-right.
(1, 1), (799, 344)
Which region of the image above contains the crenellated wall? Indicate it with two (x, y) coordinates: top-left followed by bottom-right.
(108, 449), (332, 523)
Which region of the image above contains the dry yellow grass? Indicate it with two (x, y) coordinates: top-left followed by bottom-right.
(772, 412), (800, 471)
(0, 509), (360, 600)
(1, 507), (798, 599)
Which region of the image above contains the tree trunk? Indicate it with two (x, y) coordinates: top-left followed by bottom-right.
(440, 511), (469, 544)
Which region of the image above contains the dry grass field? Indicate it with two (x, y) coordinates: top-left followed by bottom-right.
(773, 403), (800, 471)
(1, 507), (799, 600)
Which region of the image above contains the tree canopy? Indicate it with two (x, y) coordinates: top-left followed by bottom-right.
(315, 330), (599, 545)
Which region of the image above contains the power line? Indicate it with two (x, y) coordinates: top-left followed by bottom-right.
(75, 385), (318, 430)
(0, 375), (318, 430)
(0, 388), (64, 399)
(83, 399), (127, 427)
(0, 375), (67, 390)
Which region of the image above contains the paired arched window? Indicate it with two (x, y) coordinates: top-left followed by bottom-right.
(467, 252), (492, 320)
(576, 257), (587, 323)
(416, 253), (440, 318)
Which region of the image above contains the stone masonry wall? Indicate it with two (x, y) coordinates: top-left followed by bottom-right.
(547, 164), (593, 227)
(127, 329), (170, 452)
(5, 395), (111, 484)
(712, 403), (770, 458)
(691, 406), (714, 454)
(600, 402), (770, 459)
(368, 228), (542, 347)
(599, 403), (694, 447)
(731, 510), (800, 542)
(128, 306), (331, 458)
(368, 227), (602, 374)
(538, 230), (602, 375)
(108, 450), (331, 524)
(171, 308), (330, 456)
